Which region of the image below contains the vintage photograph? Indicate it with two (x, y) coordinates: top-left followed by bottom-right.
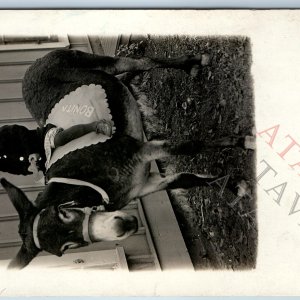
(0, 34), (256, 271)
(0, 9), (300, 296)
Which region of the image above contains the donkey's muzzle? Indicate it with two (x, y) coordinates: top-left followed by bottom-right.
(124, 215), (138, 233)
(116, 215), (138, 235)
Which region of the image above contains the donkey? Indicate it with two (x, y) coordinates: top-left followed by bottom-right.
(0, 49), (254, 269)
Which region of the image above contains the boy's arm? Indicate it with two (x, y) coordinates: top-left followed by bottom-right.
(53, 120), (112, 148)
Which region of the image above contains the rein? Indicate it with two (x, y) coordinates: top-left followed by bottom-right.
(32, 177), (110, 249)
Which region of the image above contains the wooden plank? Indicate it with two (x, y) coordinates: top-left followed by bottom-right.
(141, 162), (194, 270)
(0, 101), (31, 119)
(69, 44), (90, 53)
(122, 201), (138, 210)
(0, 49), (52, 64)
(0, 117), (35, 125)
(0, 82), (22, 99)
(0, 37), (70, 52)
(83, 35), (93, 53)
(0, 171), (42, 189)
(129, 261), (156, 271)
(0, 190), (42, 216)
(68, 234), (152, 258)
(27, 249), (122, 270)
(69, 35), (92, 54)
(68, 35), (89, 44)
(119, 34), (131, 46)
(0, 246), (20, 261)
(127, 253), (157, 271)
(0, 97), (23, 103)
(127, 254), (153, 260)
(1, 248), (128, 271)
(99, 36), (120, 57)
(0, 215), (18, 222)
(0, 184), (44, 194)
(0, 239), (21, 249)
(0, 212), (19, 223)
(0, 184), (44, 195)
(115, 246), (129, 270)
(0, 219), (19, 241)
(0, 245), (66, 262)
(88, 36), (105, 56)
(0, 64), (30, 81)
(137, 199), (161, 270)
(0, 119), (37, 129)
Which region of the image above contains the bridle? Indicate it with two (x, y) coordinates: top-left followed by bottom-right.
(32, 177), (110, 249)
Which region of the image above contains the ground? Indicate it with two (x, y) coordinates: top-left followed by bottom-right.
(117, 36), (257, 270)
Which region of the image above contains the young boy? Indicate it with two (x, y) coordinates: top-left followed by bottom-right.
(0, 120), (113, 177)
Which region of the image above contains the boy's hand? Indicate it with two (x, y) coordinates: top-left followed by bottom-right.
(95, 120), (113, 137)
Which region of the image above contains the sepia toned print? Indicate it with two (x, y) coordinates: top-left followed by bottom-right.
(0, 34), (256, 271)
(0, 9), (300, 296)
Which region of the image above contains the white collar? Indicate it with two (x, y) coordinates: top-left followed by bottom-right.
(48, 177), (109, 204)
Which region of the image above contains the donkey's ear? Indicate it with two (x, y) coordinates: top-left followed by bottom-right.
(0, 178), (35, 219)
(8, 244), (39, 270)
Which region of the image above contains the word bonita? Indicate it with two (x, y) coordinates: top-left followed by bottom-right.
(62, 104), (95, 118)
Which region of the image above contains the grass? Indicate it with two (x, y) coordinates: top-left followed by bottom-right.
(118, 35), (257, 270)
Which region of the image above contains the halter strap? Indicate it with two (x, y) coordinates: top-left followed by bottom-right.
(32, 210), (43, 249)
(81, 206), (105, 244)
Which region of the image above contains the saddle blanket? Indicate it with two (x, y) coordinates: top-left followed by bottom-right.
(45, 84), (116, 169)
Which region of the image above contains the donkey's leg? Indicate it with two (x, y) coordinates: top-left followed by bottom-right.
(137, 173), (251, 199)
(141, 137), (255, 162)
(137, 172), (218, 198)
(61, 50), (209, 76)
(108, 54), (210, 76)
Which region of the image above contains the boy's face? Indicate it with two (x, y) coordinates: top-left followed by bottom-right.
(0, 125), (41, 175)
(28, 153), (45, 175)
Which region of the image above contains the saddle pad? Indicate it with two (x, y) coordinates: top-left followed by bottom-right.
(45, 84), (116, 169)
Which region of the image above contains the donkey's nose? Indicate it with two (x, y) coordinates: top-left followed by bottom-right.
(124, 216), (138, 233)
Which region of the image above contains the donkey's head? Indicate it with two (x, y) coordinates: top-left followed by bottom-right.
(1, 178), (138, 269)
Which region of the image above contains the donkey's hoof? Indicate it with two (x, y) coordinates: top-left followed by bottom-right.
(201, 53), (211, 66)
(244, 136), (256, 150)
(237, 180), (250, 197)
(190, 65), (200, 77)
(196, 173), (218, 179)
